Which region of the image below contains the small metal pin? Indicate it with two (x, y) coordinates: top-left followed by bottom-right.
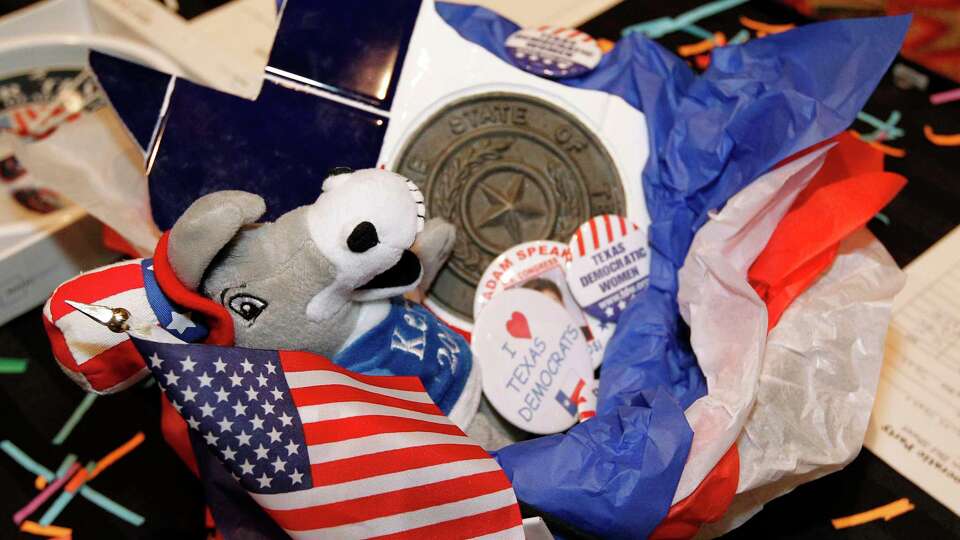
(65, 300), (131, 333)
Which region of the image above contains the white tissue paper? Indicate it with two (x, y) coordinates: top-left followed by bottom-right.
(672, 139), (904, 536)
(697, 228), (904, 537)
(9, 106), (161, 256)
(673, 146), (832, 502)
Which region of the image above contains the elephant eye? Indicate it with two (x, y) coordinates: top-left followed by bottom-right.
(347, 221), (379, 253)
(228, 294), (267, 322)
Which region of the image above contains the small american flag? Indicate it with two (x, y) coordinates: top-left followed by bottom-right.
(130, 337), (523, 539)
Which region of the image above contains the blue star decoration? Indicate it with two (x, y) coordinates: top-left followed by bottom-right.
(88, 1), (423, 231)
(140, 259), (208, 342)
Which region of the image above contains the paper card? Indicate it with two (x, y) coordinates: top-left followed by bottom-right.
(865, 225), (960, 517)
(472, 288), (594, 434)
(91, 0), (279, 99)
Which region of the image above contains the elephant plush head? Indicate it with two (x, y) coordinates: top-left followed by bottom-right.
(166, 168), (451, 357)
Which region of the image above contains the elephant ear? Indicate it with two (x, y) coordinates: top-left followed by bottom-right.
(168, 191), (266, 291)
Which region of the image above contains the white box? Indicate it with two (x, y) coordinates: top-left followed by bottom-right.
(0, 205), (115, 326)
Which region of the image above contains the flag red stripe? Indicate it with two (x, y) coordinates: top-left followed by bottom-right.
(280, 351), (425, 392)
(303, 416), (463, 445)
(49, 262), (143, 321)
(310, 444), (492, 486)
(291, 385), (444, 416)
(576, 228), (586, 256)
(266, 470), (511, 531)
(588, 217), (600, 250)
(369, 504), (523, 540)
(619, 215), (627, 235)
(603, 214), (614, 242)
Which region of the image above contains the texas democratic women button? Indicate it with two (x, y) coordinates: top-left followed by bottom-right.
(566, 214), (650, 324)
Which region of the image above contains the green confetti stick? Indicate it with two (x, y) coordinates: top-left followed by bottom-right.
(0, 357), (28, 374)
(52, 393), (98, 446)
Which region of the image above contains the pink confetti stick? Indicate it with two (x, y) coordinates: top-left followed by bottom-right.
(930, 87), (960, 105)
(12, 463), (80, 525)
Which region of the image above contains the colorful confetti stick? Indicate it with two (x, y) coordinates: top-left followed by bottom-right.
(859, 111), (903, 142)
(923, 125), (960, 146)
(52, 393), (98, 446)
(75, 487), (144, 526)
(1, 441), (55, 479)
(35, 454), (76, 491)
(832, 498), (914, 529)
(20, 520), (72, 538)
(2, 441), (144, 527)
(739, 15), (795, 34)
(54, 455), (77, 478)
(729, 29), (750, 45)
(0, 357), (28, 374)
(849, 130), (907, 157)
(929, 87), (960, 106)
(857, 110), (905, 140)
(38, 491), (76, 528)
(679, 23), (713, 40)
(678, 32), (726, 57)
(622, 0), (749, 38)
(87, 432), (144, 481)
(13, 463), (80, 525)
(37, 461), (91, 526)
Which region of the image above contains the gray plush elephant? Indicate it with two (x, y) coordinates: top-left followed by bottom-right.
(165, 168), (522, 450)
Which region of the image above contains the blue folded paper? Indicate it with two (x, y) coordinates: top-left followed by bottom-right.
(437, 3), (907, 537)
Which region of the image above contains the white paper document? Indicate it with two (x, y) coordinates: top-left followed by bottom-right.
(91, 0), (278, 99)
(865, 225), (960, 516)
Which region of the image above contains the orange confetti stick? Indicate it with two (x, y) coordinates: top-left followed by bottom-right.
(678, 32), (726, 57)
(832, 498), (914, 529)
(65, 432), (145, 493)
(597, 38), (615, 53)
(63, 468), (89, 493)
(849, 131), (906, 158)
(19, 520), (72, 538)
(923, 124), (960, 146)
(34, 475), (47, 490)
(740, 15), (795, 34)
(88, 432), (144, 480)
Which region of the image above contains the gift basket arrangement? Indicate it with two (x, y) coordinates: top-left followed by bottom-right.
(4, 1), (916, 538)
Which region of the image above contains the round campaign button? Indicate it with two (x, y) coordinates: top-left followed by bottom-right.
(505, 26), (603, 79)
(473, 240), (571, 319)
(473, 289), (594, 434)
(566, 215), (650, 324)
(474, 240), (607, 368)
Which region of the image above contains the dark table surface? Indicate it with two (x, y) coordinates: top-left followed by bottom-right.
(2, 0), (960, 539)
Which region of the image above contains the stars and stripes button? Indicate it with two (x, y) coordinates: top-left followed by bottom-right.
(566, 215), (650, 324)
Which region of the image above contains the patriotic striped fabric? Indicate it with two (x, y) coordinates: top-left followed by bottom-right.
(43, 258), (205, 393)
(129, 337), (523, 539)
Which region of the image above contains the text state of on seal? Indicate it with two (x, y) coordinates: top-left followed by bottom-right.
(396, 92), (625, 321)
